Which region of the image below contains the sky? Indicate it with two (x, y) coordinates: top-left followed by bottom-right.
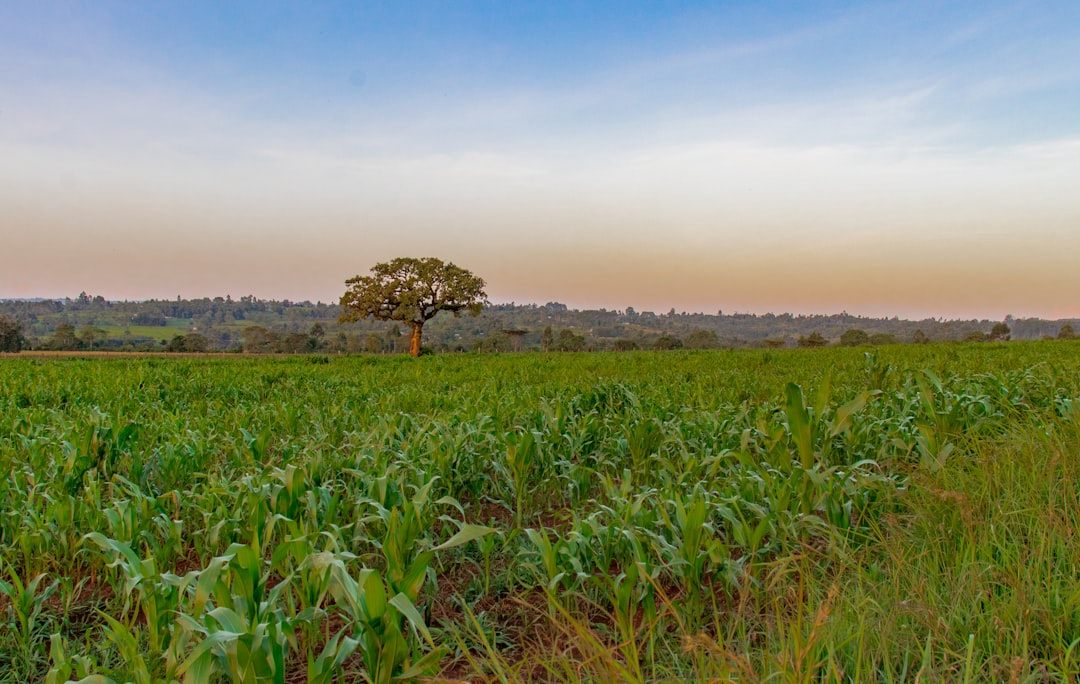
(2, 1), (1079, 320)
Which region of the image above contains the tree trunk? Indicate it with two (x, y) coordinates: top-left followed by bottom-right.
(409, 323), (423, 357)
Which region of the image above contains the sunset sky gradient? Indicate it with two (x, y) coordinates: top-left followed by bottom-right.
(3, 1), (1079, 319)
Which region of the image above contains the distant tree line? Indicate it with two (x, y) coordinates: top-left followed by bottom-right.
(1, 294), (1078, 354)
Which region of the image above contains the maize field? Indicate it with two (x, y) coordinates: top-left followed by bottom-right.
(2, 343), (1080, 682)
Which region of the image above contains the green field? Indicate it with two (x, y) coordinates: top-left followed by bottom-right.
(2, 344), (1079, 682)
(99, 320), (201, 344)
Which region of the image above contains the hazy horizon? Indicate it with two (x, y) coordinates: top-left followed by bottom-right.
(4, 2), (1079, 321)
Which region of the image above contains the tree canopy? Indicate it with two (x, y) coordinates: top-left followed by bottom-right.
(339, 257), (487, 356)
(0, 314), (24, 352)
(797, 332), (829, 348)
(839, 328), (870, 347)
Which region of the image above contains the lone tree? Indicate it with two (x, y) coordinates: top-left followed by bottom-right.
(502, 329), (527, 352)
(340, 257), (487, 357)
(839, 328), (870, 347)
(989, 322), (1011, 342)
(797, 332), (829, 348)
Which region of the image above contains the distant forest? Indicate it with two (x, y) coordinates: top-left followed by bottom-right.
(1, 292), (1077, 353)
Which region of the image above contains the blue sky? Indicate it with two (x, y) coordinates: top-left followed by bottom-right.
(3, 1), (1079, 318)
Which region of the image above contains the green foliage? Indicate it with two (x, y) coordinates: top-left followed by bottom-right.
(540, 325), (554, 352)
(0, 561), (58, 654)
(48, 322), (80, 350)
(798, 331), (829, 347)
(0, 345), (1077, 680)
(165, 333), (209, 353)
(7, 293), (1071, 354)
(869, 332), (899, 345)
(683, 329), (719, 349)
(555, 329), (585, 352)
(340, 257), (487, 357)
(840, 328), (870, 346)
(77, 326), (107, 351)
(652, 334), (683, 350)
(0, 314), (24, 352)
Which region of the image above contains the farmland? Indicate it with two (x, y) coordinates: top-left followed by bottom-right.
(2, 343), (1079, 682)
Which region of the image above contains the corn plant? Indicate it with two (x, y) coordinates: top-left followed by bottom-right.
(500, 429), (541, 527)
(44, 633), (100, 684)
(81, 533), (179, 656)
(658, 486), (727, 601)
(166, 544), (299, 684)
(0, 562), (58, 655)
